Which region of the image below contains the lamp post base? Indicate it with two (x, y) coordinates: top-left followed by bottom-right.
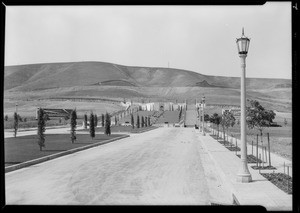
(237, 173), (252, 183)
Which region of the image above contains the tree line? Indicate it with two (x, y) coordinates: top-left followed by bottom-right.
(208, 99), (276, 141)
(35, 109), (153, 151)
(130, 113), (151, 129)
(36, 109), (113, 151)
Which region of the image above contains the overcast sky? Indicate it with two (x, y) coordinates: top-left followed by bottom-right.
(5, 3), (291, 79)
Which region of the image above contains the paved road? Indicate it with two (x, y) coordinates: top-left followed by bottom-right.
(185, 107), (197, 127)
(5, 128), (232, 205)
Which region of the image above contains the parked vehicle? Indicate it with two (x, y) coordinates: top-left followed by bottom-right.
(122, 121), (132, 126)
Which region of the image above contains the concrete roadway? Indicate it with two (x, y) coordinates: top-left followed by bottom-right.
(185, 106), (197, 127)
(5, 127), (232, 205)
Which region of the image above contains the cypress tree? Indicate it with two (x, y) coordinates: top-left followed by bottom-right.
(115, 116), (117, 126)
(105, 112), (111, 135)
(145, 117), (148, 127)
(179, 106), (182, 120)
(13, 112), (18, 138)
(137, 114), (140, 128)
(84, 113), (88, 129)
(37, 108), (46, 151)
(148, 116), (151, 126)
(94, 114), (98, 127)
(70, 109), (77, 143)
(101, 113), (105, 127)
(89, 112), (95, 139)
(131, 113), (134, 129)
(141, 116), (144, 128)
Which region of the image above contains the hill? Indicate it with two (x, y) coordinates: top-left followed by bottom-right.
(3, 61), (292, 113)
(4, 61), (290, 91)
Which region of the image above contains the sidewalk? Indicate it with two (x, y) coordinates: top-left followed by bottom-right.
(198, 133), (292, 210)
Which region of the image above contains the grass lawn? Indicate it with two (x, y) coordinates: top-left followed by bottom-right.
(78, 125), (157, 133)
(247, 135), (292, 160)
(210, 124), (292, 161)
(4, 133), (126, 167)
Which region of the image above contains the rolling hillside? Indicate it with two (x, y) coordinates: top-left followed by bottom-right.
(3, 61), (292, 113)
(4, 61), (291, 91)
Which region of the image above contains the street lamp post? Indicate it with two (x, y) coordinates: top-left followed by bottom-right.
(15, 103), (19, 130)
(236, 28), (252, 183)
(197, 102), (201, 133)
(201, 95), (205, 136)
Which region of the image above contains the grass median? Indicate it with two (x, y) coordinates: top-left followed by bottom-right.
(78, 125), (158, 133)
(5, 133), (127, 167)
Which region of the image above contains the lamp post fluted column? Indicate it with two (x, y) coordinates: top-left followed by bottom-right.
(236, 28), (252, 183)
(237, 55), (252, 182)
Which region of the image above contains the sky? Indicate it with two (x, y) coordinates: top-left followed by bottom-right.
(5, 3), (291, 79)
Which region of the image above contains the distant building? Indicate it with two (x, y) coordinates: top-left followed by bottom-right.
(127, 101), (186, 112)
(121, 101), (131, 110)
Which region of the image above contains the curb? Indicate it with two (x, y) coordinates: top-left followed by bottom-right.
(5, 134), (130, 173)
